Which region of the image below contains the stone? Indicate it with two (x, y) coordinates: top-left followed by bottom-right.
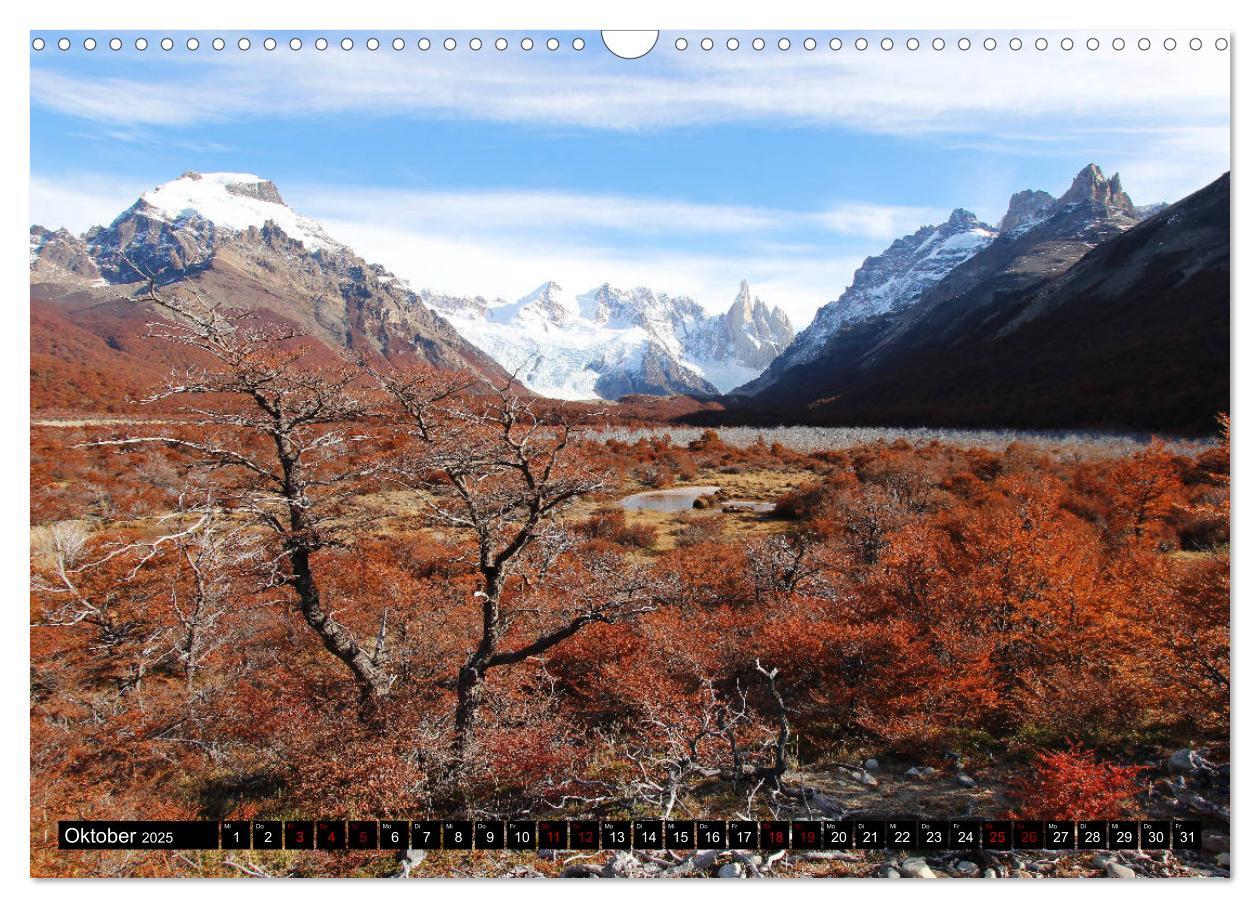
(717, 862), (745, 878)
(955, 860), (980, 876)
(956, 772), (977, 788)
(1169, 748), (1208, 775)
(602, 852), (643, 878)
(1091, 853), (1117, 870)
(561, 864), (604, 878)
(1105, 863), (1137, 878)
(863, 758), (880, 772)
(1216, 852), (1230, 868)
(983, 868), (998, 878)
(1202, 833), (1229, 854)
(901, 857), (936, 878)
(878, 866), (900, 878)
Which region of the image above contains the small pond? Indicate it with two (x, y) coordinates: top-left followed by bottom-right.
(619, 485), (774, 514)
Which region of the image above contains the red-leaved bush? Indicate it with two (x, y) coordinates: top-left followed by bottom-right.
(1010, 745), (1145, 819)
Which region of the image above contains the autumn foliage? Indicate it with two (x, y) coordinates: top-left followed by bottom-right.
(1010, 745), (1146, 820)
(29, 302), (1229, 875)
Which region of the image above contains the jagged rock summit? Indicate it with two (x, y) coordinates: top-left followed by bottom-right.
(428, 279), (794, 400)
(736, 163), (1154, 400)
(737, 206), (998, 394)
(726, 165), (1225, 435)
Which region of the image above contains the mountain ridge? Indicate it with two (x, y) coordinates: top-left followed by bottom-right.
(719, 168), (1227, 435)
(31, 171), (511, 383)
(428, 278), (794, 400)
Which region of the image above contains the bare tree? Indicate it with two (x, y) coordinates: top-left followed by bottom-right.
(746, 532), (833, 603)
(376, 370), (655, 753)
(161, 499), (266, 689)
(87, 278), (393, 702)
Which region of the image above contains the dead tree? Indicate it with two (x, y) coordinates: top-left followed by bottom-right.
(162, 498), (265, 689)
(88, 278), (393, 702)
(376, 370), (654, 754)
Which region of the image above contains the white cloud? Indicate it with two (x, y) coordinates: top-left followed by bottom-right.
(317, 216), (853, 329)
(292, 186), (783, 237)
(29, 172), (141, 231)
(289, 185), (942, 326)
(31, 30), (1229, 141)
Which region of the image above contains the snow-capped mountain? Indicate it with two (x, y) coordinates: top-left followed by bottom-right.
(427, 279), (794, 400)
(741, 209), (999, 394)
(30, 172), (508, 380)
(736, 164), (1151, 399)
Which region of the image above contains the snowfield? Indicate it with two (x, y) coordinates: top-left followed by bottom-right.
(138, 172), (344, 252)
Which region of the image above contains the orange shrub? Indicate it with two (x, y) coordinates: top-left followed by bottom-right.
(1009, 745), (1145, 820)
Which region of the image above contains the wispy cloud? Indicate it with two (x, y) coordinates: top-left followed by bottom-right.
(290, 183), (938, 241)
(29, 172), (143, 231)
(31, 30), (1229, 139)
(315, 216), (858, 329)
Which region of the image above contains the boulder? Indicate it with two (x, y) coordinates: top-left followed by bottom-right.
(851, 769), (880, 787)
(1105, 863), (1137, 878)
(602, 852), (644, 878)
(863, 758), (880, 772)
(717, 862), (745, 878)
(900, 857), (937, 879)
(956, 772), (977, 788)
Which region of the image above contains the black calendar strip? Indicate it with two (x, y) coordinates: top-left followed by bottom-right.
(58, 818), (1202, 851)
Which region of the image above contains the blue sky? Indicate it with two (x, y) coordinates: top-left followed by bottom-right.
(30, 29), (1230, 326)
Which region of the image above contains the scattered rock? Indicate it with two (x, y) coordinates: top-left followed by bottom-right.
(878, 865), (900, 878)
(900, 857), (937, 878)
(1091, 853), (1117, 870)
(863, 758), (880, 772)
(955, 860), (980, 876)
(717, 863), (745, 878)
(1105, 863), (1137, 879)
(983, 868), (998, 878)
(1203, 833), (1229, 854)
(602, 852), (643, 878)
(1216, 852), (1230, 868)
(1169, 748), (1208, 775)
(955, 772), (977, 788)
(561, 864), (605, 878)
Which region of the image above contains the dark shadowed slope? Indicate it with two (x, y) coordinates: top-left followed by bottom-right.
(731, 172), (1228, 436)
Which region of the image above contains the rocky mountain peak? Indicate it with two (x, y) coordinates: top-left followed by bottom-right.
(727, 279), (754, 322)
(1059, 163), (1137, 215)
(507, 281), (579, 325)
(945, 208), (983, 230)
(999, 164), (1138, 237)
(174, 171), (287, 206)
(999, 190), (1058, 234)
